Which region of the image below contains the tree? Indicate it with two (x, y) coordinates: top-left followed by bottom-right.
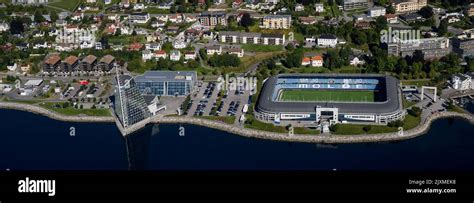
(9, 19), (24, 34)
(386, 5), (395, 14)
(240, 13), (253, 28)
(34, 10), (45, 23)
(418, 6), (434, 19)
(284, 48), (304, 68)
(199, 48), (207, 60)
(50, 10), (59, 22)
(437, 19), (448, 36)
(374, 16), (388, 32)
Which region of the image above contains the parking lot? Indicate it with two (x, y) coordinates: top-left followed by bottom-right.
(187, 81), (252, 125)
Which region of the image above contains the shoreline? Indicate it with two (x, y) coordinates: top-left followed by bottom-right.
(1, 102), (473, 143)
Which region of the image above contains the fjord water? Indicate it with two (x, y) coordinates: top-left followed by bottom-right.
(0, 109), (473, 170)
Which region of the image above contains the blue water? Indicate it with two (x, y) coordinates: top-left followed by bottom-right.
(0, 109), (473, 170)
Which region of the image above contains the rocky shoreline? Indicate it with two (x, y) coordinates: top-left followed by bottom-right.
(1, 102), (473, 143)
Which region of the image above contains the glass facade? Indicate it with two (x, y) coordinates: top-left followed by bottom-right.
(135, 71), (196, 97)
(115, 75), (151, 128)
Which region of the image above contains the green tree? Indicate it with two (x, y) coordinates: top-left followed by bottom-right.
(437, 19), (448, 36)
(34, 10), (45, 23)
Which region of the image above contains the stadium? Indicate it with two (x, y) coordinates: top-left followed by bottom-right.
(255, 74), (405, 126)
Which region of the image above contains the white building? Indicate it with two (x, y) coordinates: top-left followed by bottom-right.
(349, 55), (365, 66)
(184, 51), (197, 60)
(451, 73), (473, 90)
(317, 34), (338, 47)
(295, 3), (304, 12)
(0, 22), (9, 32)
(206, 45), (222, 55)
(368, 6), (386, 17)
(142, 50), (153, 61)
(7, 63), (18, 71)
(133, 3), (145, 10)
(129, 13), (150, 24)
(315, 3), (324, 13)
(170, 50), (181, 61)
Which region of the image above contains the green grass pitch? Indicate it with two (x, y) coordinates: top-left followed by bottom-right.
(280, 89), (376, 102)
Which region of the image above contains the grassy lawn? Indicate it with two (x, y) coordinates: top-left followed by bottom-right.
(294, 127), (320, 135)
(280, 90), (375, 102)
(245, 118), (288, 133)
(39, 102), (111, 117)
(48, 0), (81, 12)
(108, 35), (145, 44)
(218, 51), (282, 75)
(145, 7), (171, 14)
(201, 116), (235, 125)
(332, 114), (421, 135)
(241, 44), (283, 52)
(0, 97), (41, 104)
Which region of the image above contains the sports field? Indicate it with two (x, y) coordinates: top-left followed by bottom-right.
(280, 90), (375, 102)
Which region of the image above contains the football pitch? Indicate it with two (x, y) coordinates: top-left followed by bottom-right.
(280, 90), (376, 102)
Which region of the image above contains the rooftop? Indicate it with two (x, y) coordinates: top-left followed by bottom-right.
(135, 71), (197, 83)
(45, 55), (61, 65)
(100, 55), (115, 64)
(64, 56), (79, 65)
(82, 55), (97, 64)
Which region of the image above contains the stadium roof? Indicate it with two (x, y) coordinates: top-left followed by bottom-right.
(256, 74), (402, 115)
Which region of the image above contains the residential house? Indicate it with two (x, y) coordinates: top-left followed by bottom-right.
(63, 55), (79, 72)
(315, 3), (324, 13)
(0, 22), (9, 32)
(223, 46), (244, 58)
(295, 3), (304, 12)
(344, 0), (368, 11)
(311, 55), (323, 67)
(98, 55), (115, 71)
(206, 45), (222, 55)
(129, 13), (150, 24)
(7, 63), (17, 71)
(260, 15), (291, 29)
(142, 50), (153, 61)
(301, 57), (311, 66)
(451, 73), (473, 90)
(184, 51), (197, 60)
(299, 16), (317, 25)
(154, 50), (167, 59)
(43, 55), (61, 72)
(467, 3), (474, 17)
(129, 42), (143, 51)
(146, 43), (162, 51)
(71, 12), (84, 21)
(318, 34), (338, 47)
(368, 6), (386, 17)
(197, 12), (227, 28)
(80, 55), (98, 71)
(392, 0), (427, 13)
(349, 55), (365, 66)
(385, 14), (398, 24)
(170, 50), (181, 61)
(20, 64), (31, 73)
